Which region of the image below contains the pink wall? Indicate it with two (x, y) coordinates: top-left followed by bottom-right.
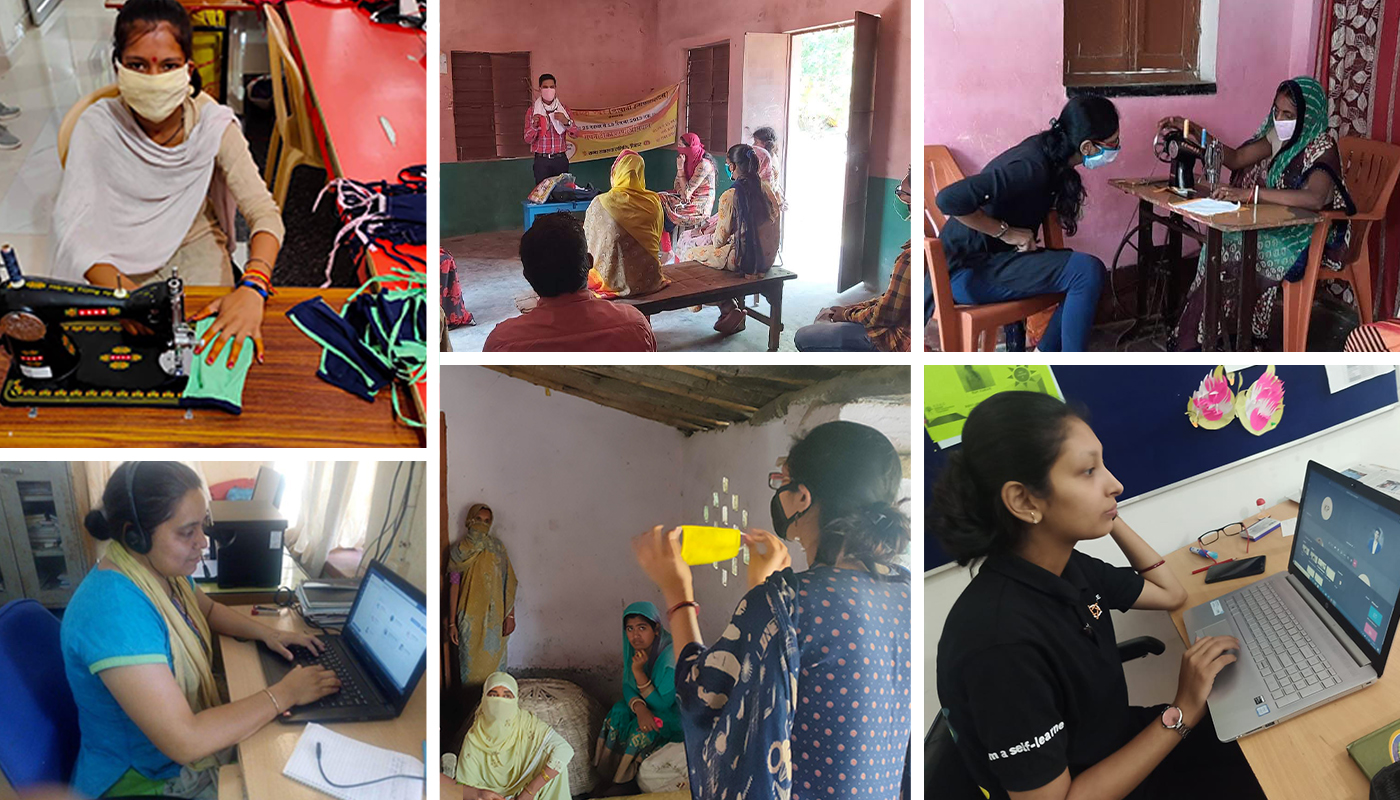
(656, 0), (912, 179)
(926, 0), (1322, 263)
(440, 0), (661, 159)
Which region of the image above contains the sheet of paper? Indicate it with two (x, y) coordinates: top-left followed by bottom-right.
(1325, 364), (1395, 394)
(1280, 517), (1297, 538)
(1174, 198), (1242, 216)
(282, 723), (424, 800)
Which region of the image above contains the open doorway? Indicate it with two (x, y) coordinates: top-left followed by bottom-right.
(783, 24), (853, 284)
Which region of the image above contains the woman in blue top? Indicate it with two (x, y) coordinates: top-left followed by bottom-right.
(632, 421), (913, 799)
(593, 601), (683, 789)
(61, 462), (340, 798)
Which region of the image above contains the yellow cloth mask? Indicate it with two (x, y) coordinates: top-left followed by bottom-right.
(116, 63), (193, 122)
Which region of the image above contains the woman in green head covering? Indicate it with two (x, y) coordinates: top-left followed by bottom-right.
(456, 672), (573, 800)
(593, 601), (682, 787)
(1166, 76), (1356, 350)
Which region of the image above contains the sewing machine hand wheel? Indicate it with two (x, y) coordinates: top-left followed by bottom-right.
(0, 311), (45, 342)
(1153, 130), (1177, 164)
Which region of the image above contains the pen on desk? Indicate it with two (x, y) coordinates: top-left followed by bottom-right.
(1188, 545), (1219, 560)
(252, 606), (281, 615)
(1192, 558), (1234, 575)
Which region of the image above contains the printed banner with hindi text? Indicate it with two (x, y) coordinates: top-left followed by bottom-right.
(565, 85), (679, 163)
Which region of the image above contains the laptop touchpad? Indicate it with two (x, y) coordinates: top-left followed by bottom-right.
(1195, 620), (1242, 691)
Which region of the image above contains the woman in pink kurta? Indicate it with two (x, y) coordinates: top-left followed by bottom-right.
(658, 133), (716, 235)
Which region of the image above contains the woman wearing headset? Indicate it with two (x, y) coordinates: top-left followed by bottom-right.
(60, 462), (339, 799)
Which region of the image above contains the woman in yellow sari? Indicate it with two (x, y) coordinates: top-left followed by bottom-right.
(448, 504), (518, 695)
(457, 672), (573, 800)
(60, 462), (337, 798)
(586, 151), (668, 298)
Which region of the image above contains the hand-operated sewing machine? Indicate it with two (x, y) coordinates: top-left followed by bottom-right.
(1154, 123), (1223, 195)
(0, 245), (197, 407)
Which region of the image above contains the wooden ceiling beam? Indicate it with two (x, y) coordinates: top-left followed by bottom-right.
(483, 367), (710, 432)
(574, 367), (760, 414)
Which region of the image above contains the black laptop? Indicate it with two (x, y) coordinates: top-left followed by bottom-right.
(258, 560), (427, 723)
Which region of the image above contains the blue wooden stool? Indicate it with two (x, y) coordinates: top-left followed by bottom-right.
(523, 199), (593, 230)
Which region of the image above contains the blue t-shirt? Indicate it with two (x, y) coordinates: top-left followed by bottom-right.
(60, 569), (190, 797)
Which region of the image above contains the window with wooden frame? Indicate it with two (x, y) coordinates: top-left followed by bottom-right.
(1064, 0), (1205, 90)
(451, 51), (534, 161)
(686, 42), (731, 153)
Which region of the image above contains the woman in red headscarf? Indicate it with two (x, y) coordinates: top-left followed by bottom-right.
(657, 132), (717, 252)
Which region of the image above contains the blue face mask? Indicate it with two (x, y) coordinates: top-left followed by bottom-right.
(1083, 143), (1120, 170)
(726, 164), (734, 179)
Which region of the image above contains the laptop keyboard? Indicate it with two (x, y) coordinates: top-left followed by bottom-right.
(1227, 582), (1340, 708)
(287, 644), (367, 708)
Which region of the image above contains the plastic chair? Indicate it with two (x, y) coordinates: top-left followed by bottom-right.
(1284, 136), (1400, 351)
(0, 599), (80, 790)
(924, 145), (1064, 351)
(57, 84), (121, 168)
(263, 4), (325, 210)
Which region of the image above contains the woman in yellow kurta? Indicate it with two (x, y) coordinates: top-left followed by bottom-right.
(585, 151), (668, 298)
(447, 504), (517, 693)
(457, 673), (573, 800)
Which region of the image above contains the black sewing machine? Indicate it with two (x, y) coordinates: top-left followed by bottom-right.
(1154, 128), (1209, 194)
(0, 245), (197, 408)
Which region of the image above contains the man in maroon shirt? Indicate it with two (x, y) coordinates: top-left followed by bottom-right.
(485, 213), (656, 352)
(524, 74), (582, 185)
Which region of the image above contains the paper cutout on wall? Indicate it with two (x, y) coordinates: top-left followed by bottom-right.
(1237, 365), (1285, 436)
(1187, 365), (1239, 430)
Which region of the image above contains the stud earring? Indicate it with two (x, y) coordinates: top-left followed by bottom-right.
(1031, 512), (1040, 524)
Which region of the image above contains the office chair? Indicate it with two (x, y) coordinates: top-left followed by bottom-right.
(0, 599), (80, 789)
(927, 636), (1167, 799)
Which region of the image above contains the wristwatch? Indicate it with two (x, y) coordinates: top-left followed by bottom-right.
(1159, 705), (1192, 739)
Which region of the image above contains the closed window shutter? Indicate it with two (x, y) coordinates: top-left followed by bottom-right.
(686, 42), (730, 153)
(451, 50), (532, 160)
(1064, 0), (1201, 88)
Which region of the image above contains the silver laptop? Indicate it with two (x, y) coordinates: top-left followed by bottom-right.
(1183, 461), (1400, 741)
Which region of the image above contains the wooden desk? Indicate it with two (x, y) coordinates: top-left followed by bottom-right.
(1109, 178), (1322, 352)
(0, 287), (423, 447)
(516, 263), (799, 351)
(1166, 502), (1393, 799)
(219, 605), (426, 800)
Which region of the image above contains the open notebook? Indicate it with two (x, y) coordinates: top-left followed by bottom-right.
(282, 723), (425, 800)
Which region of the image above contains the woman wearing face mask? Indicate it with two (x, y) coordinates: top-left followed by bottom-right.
(632, 421), (912, 800)
(447, 504), (517, 702)
(51, 0), (284, 369)
(934, 95), (1119, 352)
(657, 132), (717, 253)
(1167, 77), (1355, 351)
(675, 143), (782, 334)
(456, 673), (573, 800)
(59, 462), (338, 799)
(592, 602), (681, 789)
(933, 392), (1266, 800)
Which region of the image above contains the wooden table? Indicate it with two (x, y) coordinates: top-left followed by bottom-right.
(515, 263), (799, 351)
(0, 287), (423, 447)
(1166, 501), (1394, 799)
(219, 605), (426, 800)
(1109, 178), (1322, 351)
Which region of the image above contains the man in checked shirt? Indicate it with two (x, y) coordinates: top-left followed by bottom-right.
(525, 74), (581, 185)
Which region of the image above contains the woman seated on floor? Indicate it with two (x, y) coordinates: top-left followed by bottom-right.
(934, 95), (1119, 352)
(675, 144), (782, 335)
(658, 133), (717, 253)
(61, 462), (338, 799)
(457, 672), (573, 800)
(585, 151), (668, 299)
(1168, 76), (1355, 351)
(593, 602), (682, 792)
(51, 0), (283, 366)
(632, 420), (912, 799)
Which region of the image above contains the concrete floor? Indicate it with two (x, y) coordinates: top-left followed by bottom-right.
(444, 230), (880, 352)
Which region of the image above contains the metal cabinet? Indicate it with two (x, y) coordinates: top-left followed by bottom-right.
(0, 462), (86, 607)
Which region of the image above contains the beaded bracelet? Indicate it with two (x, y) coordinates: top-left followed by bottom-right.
(240, 280), (270, 300)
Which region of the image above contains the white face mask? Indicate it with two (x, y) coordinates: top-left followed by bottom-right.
(1274, 116), (1297, 142)
(116, 62), (192, 123)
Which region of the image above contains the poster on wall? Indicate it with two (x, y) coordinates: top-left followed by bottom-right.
(924, 365), (1061, 447)
(566, 84), (680, 162)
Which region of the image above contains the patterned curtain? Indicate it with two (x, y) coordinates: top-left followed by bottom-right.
(1317, 0), (1400, 318)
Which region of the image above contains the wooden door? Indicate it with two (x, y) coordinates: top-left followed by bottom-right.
(837, 11), (879, 292)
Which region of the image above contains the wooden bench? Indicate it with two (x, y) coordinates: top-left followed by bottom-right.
(515, 262), (798, 351)
(522, 199), (592, 230)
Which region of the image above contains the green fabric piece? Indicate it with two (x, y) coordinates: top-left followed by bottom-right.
(180, 317), (255, 414)
(103, 767), (167, 797)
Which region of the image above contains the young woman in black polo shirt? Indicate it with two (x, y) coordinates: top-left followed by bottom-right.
(933, 96), (1119, 352)
(932, 391), (1265, 800)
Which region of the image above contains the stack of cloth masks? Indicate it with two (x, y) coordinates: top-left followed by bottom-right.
(314, 164), (426, 288)
(286, 266), (426, 428)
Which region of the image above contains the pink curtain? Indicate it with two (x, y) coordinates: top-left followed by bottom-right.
(1317, 0), (1400, 318)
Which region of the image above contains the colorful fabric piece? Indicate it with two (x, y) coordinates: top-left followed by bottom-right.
(178, 316), (255, 414)
(1345, 319), (1400, 352)
(458, 673), (573, 800)
(447, 506), (516, 687)
(441, 249), (473, 328)
(1176, 77), (1352, 349)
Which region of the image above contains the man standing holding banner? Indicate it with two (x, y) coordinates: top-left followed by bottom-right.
(525, 73), (580, 184)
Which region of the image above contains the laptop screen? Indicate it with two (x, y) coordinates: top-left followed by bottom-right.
(344, 562), (428, 698)
(1292, 463), (1400, 662)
